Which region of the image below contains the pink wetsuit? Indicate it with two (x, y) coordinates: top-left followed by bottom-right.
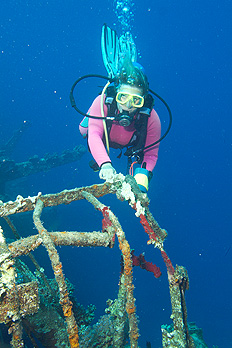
(80, 95), (161, 172)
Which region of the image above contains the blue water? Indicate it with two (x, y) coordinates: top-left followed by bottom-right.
(1, 1), (231, 347)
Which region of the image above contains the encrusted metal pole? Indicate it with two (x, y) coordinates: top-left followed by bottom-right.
(0, 182), (114, 218)
(8, 231), (111, 258)
(81, 190), (139, 348)
(3, 216), (52, 291)
(33, 199), (79, 348)
(105, 272), (128, 347)
(0, 226), (24, 348)
(137, 213), (190, 347)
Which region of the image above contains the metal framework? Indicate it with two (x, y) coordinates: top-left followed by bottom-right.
(0, 174), (195, 348)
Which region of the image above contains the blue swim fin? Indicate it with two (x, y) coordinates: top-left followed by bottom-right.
(101, 24), (119, 78)
(101, 24), (138, 78)
(119, 31), (137, 64)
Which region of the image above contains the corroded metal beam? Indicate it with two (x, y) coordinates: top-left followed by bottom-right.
(33, 199), (80, 348)
(8, 231), (111, 257)
(0, 182), (114, 217)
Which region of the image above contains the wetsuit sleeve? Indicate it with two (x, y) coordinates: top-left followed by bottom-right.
(142, 109), (161, 172)
(87, 95), (111, 167)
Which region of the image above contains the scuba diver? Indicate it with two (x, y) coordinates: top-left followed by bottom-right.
(70, 24), (172, 193)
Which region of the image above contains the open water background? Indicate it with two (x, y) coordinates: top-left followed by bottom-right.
(1, 1), (231, 347)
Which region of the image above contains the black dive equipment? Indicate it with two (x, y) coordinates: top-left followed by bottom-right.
(115, 110), (137, 127)
(69, 74), (172, 153)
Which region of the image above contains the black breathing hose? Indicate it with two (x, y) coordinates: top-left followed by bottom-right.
(69, 74), (172, 151)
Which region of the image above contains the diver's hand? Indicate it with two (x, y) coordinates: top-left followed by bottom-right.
(99, 163), (116, 181)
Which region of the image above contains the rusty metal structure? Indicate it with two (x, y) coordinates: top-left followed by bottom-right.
(0, 120), (86, 202)
(0, 173), (206, 347)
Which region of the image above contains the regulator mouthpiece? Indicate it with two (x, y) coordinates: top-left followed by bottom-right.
(116, 111), (133, 127)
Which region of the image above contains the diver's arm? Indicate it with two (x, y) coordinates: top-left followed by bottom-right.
(142, 109), (161, 171)
(87, 95), (112, 167)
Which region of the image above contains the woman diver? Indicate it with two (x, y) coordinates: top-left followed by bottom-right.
(70, 24), (171, 192)
(79, 59), (161, 192)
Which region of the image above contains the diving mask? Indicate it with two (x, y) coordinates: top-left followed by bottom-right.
(116, 92), (144, 108)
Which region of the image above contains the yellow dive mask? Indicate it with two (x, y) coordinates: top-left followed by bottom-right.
(116, 92), (144, 108)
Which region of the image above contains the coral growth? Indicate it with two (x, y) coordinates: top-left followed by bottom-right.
(0, 177), (210, 347)
(131, 250), (161, 278)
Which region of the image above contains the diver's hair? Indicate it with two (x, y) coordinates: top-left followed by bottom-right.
(114, 58), (149, 95)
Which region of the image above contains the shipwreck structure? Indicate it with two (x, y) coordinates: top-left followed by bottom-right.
(0, 173), (208, 347)
(0, 120), (86, 201)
